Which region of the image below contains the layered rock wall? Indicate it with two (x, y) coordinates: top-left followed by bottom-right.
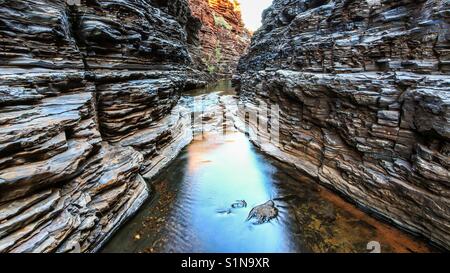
(237, 0), (450, 249)
(0, 0), (205, 252)
(188, 0), (250, 76)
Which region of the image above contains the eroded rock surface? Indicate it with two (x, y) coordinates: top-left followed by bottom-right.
(188, 0), (250, 77)
(246, 200), (278, 224)
(237, 0), (450, 249)
(0, 0), (206, 252)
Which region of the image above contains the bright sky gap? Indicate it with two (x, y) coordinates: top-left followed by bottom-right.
(236, 0), (273, 31)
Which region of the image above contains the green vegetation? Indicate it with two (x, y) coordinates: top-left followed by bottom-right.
(202, 56), (216, 74)
(215, 46), (222, 63)
(213, 13), (232, 30)
(203, 41), (223, 75)
(207, 64), (216, 74)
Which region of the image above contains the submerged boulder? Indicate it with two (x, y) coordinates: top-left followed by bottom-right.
(246, 200), (279, 224)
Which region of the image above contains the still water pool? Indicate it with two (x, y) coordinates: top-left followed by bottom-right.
(101, 81), (434, 253)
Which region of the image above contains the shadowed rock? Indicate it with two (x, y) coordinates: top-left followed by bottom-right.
(237, 0), (450, 249)
(0, 0), (207, 252)
(246, 200), (278, 224)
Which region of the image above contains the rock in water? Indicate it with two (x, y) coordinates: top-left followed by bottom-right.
(231, 200), (247, 208)
(216, 208), (232, 214)
(216, 200), (247, 214)
(236, 0), (450, 250)
(246, 200), (278, 224)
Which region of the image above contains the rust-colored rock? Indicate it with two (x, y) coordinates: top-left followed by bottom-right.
(188, 0), (250, 77)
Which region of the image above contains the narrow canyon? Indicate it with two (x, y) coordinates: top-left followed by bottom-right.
(0, 0), (448, 253)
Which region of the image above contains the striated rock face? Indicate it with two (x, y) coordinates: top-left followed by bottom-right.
(0, 0), (205, 252)
(237, 0), (450, 249)
(188, 0), (250, 77)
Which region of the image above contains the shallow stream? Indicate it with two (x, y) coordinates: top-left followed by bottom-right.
(101, 81), (434, 253)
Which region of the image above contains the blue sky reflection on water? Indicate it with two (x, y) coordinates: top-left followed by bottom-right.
(183, 132), (292, 252)
(101, 82), (434, 254)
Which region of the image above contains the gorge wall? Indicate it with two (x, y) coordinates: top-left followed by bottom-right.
(188, 0), (250, 77)
(0, 0), (208, 252)
(237, 0), (450, 249)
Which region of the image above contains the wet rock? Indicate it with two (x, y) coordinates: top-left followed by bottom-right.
(246, 200), (279, 224)
(0, 0), (206, 252)
(216, 200), (247, 214)
(216, 209), (232, 214)
(231, 200), (247, 208)
(237, 0), (450, 249)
